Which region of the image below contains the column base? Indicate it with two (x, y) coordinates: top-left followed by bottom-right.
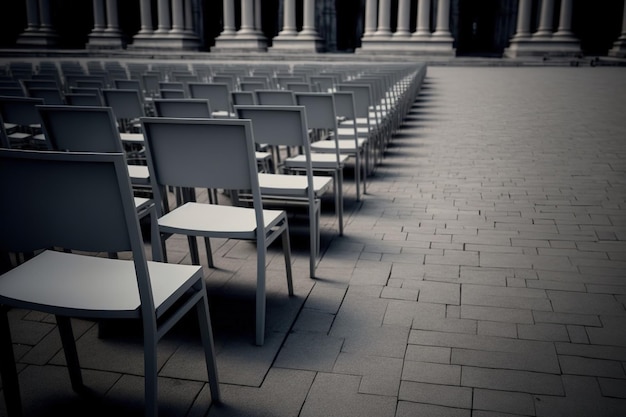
(357, 38), (455, 56)
(86, 31), (127, 49)
(608, 39), (626, 58)
(16, 30), (59, 47)
(211, 34), (268, 52)
(504, 37), (582, 58)
(269, 36), (325, 53)
(129, 32), (200, 51)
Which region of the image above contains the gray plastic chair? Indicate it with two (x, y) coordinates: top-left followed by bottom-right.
(188, 82), (234, 118)
(0, 148), (220, 417)
(141, 117), (294, 346)
(234, 105), (333, 278)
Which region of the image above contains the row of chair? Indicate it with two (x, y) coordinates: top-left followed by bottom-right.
(0, 61), (427, 416)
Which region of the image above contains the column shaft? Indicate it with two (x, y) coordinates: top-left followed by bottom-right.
(222, 0), (236, 35)
(239, 0), (255, 34)
(513, 0), (532, 38)
(279, 0), (297, 35)
(301, 0), (318, 36)
(395, 0), (411, 37)
(172, 0), (185, 32)
(554, 0), (574, 37)
(364, 0), (378, 37)
(535, 0), (554, 37)
(105, 0), (120, 31)
(414, 0), (431, 37)
(375, 0), (392, 36)
(138, 0), (153, 33)
(433, 0), (451, 38)
(39, 0), (53, 30)
(156, 0), (171, 32)
(25, 0), (39, 30)
(92, 0), (106, 31)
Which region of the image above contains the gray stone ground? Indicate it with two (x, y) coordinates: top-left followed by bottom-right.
(2, 64), (626, 417)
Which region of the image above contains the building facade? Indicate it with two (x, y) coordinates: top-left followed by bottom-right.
(1, 0), (625, 58)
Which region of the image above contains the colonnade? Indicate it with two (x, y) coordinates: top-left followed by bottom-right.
(504, 0), (580, 57)
(11, 0), (626, 58)
(358, 0), (454, 55)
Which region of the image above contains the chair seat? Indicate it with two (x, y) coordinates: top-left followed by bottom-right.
(310, 137), (367, 153)
(157, 201), (287, 239)
(258, 172), (332, 197)
(120, 132), (145, 144)
(0, 250), (202, 316)
(284, 153), (349, 170)
(127, 164), (150, 184)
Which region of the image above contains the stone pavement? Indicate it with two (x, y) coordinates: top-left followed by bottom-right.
(2, 64), (626, 417)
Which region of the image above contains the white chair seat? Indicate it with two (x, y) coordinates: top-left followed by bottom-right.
(127, 164), (150, 184)
(157, 202), (287, 239)
(284, 153), (349, 169)
(258, 172), (332, 197)
(0, 250), (201, 314)
(119, 132), (144, 144)
(311, 137), (367, 152)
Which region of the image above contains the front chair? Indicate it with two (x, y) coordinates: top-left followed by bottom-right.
(140, 117), (294, 346)
(0, 149), (220, 417)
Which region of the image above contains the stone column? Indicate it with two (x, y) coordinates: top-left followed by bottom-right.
(92, 0), (106, 33)
(609, 0), (626, 57)
(375, 0), (392, 37)
(363, 0), (378, 37)
(432, 0), (452, 39)
(105, 0), (121, 33)
(255, 0), (263, 35)
(239, 0), (255, 35)
(278, 0), (298, 36)
(137, 0), (154, 34)
(413, 0), (431, 38)
(512, 0), (532, 39)
(534, 0), (554, 38)
(184, 0), (194, 33)
(156, 0), (172, 33)
(394, 0), (411, 38)
(554, 0), (574, 38)
(171, 0), (185, 33)
(221, 0), (236, 36)
(17, 0), (59, 46)
(300, 0), (318, 37)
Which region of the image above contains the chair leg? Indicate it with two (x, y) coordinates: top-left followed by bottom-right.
(55, 315), (84, 392)
(256, 245), (267, 346)
(337, 169), (344, 236)
(188, 236), (200, 265)
(143, 332), (159, 417)
(0, 307), (23, 417)
(281, 226), (294, 296)
(204, 237), (214, 268)
(195, 289), (221, 402)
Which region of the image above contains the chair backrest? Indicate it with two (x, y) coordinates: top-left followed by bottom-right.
(153, 98), (212, 118)
(65, 93), (103, 106)
(336, 83), (373, 119)
(254, 90), (295, 106)
(26, 87), (65, 104)
(37, 105), (123, 152)
(102, 88), (145, 120)
(114, 79), (142, 92)
(285, 82), (311, 92)
(231, 90), (256, 105)
(0, 87), (26, 97)
(240, 81), (266, 92)
(159, 89), (186, 99)
(140, 117), (264, 219)
(188, 82), (232, 114)
(0, 148), (155, 318)
(0, 96), (44, 126)
(332, 91), (357, 121)
(0, 149), (144, 258)
(294, 92), (337, 130)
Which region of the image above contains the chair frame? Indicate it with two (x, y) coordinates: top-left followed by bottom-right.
(0, 148), (220, 417)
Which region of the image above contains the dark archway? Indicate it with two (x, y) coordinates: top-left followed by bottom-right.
(456, 0), (517, 56)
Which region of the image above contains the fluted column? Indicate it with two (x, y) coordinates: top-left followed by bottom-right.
(609, 0), (626, 57)
(512, 0), (532, 39)
(413, 0), (431, 38)
(375, 0), (392, 37)
(184, 0), (194, 33)
(432, 0), (452, 39)
(363, 0), (378, 37)
(171, 0), (185, 33)
(255, 0), (263, 35)
(394, 0), (411, 38)
(534, 0), (554, 38)
(554, 0), (574, 38)
(278, 0), (297, 36)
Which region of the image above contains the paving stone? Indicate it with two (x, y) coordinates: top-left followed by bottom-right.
(473, 388), (536, 416)
(402, 360), (461, 385)
(274, 331), (343, 372)
(396, 401), (471, 417)
(399, 380), (472, 408)
(333, 352), (403, 396)
(461, 366), (564, 395)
